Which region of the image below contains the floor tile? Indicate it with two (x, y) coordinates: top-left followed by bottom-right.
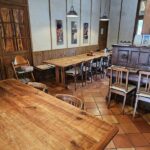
(110, 107), (122, 115)
(113, 134), (133, 148)
(116, 115), (133, 124)
(135, 146), (150, 150)
(84, 102), (97, 109)
(99, 108), (113, 115)
(127, 133), (149, 147)
(102, 115), (119, 124)
(133, 121), (150, 133)
(120, 123), (140, 134)
(86, 108), (100, 115)
(94, 96), (105, 102)
(96, 101), (108, 108)
(143, 113), (150, 125)
(117, 148), (135, 150)
(106, 140), (116, 149)
(143, 133), (150, 143)
(115, 124), (125, 134)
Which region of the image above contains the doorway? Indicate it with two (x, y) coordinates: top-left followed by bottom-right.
(99, 21), (109, 50)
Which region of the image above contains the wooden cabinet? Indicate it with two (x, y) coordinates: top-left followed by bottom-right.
(0, 0), (32, 79)
(112, 45), (150, 71)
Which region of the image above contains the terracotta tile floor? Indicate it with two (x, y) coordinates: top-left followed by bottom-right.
(45, 76), (150, 150)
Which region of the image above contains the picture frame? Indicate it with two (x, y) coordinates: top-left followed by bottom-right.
(56, 20), (64, 45)
(141, 34), (150, 46)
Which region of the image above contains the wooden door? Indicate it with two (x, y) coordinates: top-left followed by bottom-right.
(99, 21), (108, 50)
(0, 0), (32, 79)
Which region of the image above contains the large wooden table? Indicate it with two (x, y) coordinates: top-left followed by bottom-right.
(44, 52), (109, 85)
(0, 79), (118, 150)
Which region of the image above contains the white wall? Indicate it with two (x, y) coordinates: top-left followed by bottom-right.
(91, 0), (101, 45)
(28, 0), (101, 51)
(80, 0), (91, 46)
(107, 0), (122, 48)
(28, 0), (51, 51)
(67, 0), (80, 48)
(118, 0), (138, 43)
(50, 0), (67, 49)
(107, 0), (138, 48)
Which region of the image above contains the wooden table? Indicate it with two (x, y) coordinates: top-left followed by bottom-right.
(0, 79), (118, 150)
(44, 52), (109, 85)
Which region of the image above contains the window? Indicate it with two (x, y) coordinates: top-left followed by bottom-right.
(135, 0), (147, 35)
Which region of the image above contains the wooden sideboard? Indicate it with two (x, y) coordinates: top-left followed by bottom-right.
(112, 45), (150, 71)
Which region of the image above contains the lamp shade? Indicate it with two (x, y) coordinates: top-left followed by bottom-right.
(100, 15), (109, 21)
(67, 6), (78, 17)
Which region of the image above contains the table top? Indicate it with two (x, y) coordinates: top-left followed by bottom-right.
(44, 52), (109, 67)
(108, 65), (139, 74)
(0, 79), (118, 150)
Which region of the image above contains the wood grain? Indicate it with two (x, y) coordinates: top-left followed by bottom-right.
(0, 79), (118, 150)
(44, 52), (109, 68)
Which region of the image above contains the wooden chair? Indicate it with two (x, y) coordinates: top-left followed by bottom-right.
(133, 71), (150, 118)
(65, 62), (84, 90)
(83, 59), (93, 85)
(108, 66), (136, 113)
(12, 55), (48, 92)
(92, 57), (104, 79)
(55, 94), (84, 109)
(12, 55), (35, 81)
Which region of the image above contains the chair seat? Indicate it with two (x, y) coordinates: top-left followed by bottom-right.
(110, 83), (136, 93)
(28, 82), (48, 90)
(65, 68), (80, 75)
(21, 66), (34, 73)
(92, 62), (102, 68)
(137, 91), (150, 98)
(82, 66), (90, 72)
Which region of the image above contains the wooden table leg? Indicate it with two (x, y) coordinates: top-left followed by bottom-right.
(61, 67), (66, 86)
(55, 66), (60, 83)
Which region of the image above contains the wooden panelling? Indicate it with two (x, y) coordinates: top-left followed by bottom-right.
(130, 51), (139, 67)
(139, 52), (150, 65)
(32, 45), (99, 66)
(0, 0), (27, 5)
(112, 45), (150, 71)
(0, 0), (32, 79)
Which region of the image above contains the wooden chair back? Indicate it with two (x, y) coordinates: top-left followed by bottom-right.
(110, 66), (129, 91)
(12, 55), (35, 81)
(13, 55), (29, 67)
(55, 94), (84, 109)
(137, 71), (150, 94)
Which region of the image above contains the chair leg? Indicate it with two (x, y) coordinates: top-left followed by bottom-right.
(107, 89), (111, 108)
(122, 94), (127, 114)
(133, 96), (139, 118)
(90, 71), (92, 83)
(96, 61), (97, 80)
(81, 71), (84, 87)
(74, 76), (77, 91)
(85, 70), (87, 86)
